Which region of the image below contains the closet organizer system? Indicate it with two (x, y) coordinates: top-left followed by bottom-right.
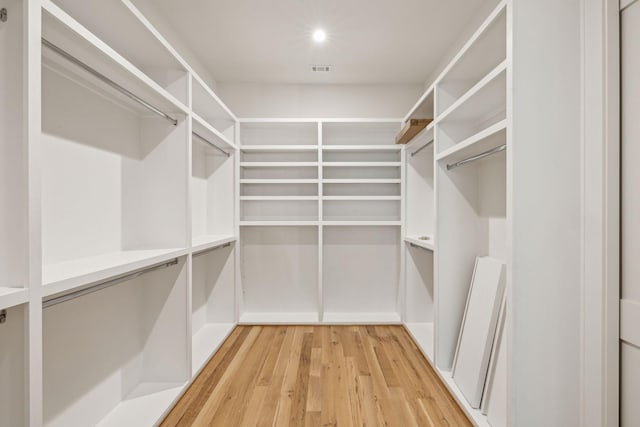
(0, 0), (508, 426)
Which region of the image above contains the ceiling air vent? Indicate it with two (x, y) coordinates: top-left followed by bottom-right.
(311, 65), (332, 72)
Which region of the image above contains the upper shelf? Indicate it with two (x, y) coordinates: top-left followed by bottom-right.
(42, 2), (188, 121)
(436, 120), (507, 165)
(192, 75), (237, 140)
(47, 0), (190, 106)
(192, 113), (237, 152)
(403, 87), (435, 123)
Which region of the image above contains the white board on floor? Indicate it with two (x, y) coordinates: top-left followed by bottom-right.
(481, 295), (507, 427)
(452, 256), (505, 408)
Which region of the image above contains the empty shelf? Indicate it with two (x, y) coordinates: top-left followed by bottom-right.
(191, 235), (237, 253)
(405, 236), (436, 251)
(436, 120), (507, 164)
(0, 287), (29, 310)
(241, 145), (319, 152)
(192, 323), (236, 376)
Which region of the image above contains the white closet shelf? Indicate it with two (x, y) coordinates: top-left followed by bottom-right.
(192, 113), (237, 151)
(42, 2), (188, 119)
(240, 145), (319, 152)
(240, 162), (318, 167)
(192, 235), (237, 254)
(436, 120), (507, 164)
(323, 220), (402, 226)
(404, 122), (435, 151)
(437, 61), (507, 124)
(0, 287), (29, 311)
(239, 312), (319, 324)
(323, 162), (401, 167)
(405, 236), (435, 251)
(240, 179), (319, 184)
(322, 145), (402, 151)
(404, 87), (435, 123)
(240, 221), (320, 226)
(96, 382), (186, 427)
(323, 179), (401, 184)
(191, 73), (237, 123)
(42, 248), (188, 297)
(404, 323), (435, 363)
(323, 196), (401, 201)
(437, 370), (491, 427)
(241, 196), (319, 201)
(192, 323), (236, 376)
(322, 312), (401, 324)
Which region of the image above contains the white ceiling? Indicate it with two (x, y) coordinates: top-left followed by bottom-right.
(147, 0), (488, 84)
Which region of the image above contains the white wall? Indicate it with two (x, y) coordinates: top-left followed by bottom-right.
(216, 83), (423, 118)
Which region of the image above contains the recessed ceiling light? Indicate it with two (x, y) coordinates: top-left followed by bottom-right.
(313, 29), (327, 43)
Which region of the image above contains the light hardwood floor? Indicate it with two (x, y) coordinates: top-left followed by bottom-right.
(161, 325), (472, 426)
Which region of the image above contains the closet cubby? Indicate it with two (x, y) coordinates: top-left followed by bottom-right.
(191, 244), (236, 376)
(323, 200), (400, 222)
(436, 147), (506, 371)
(241, 200), (319, 222)
(0, 0), (28, 299)
(191, 119), (236, 253)
(239, 226), (319, 323)
(47, 0), (190, 107)
(322, 121), (399, 146)
(0, 303), (26, 427)
(404, 244), (435, 362)
(323, 226), (401, 322)
(41, 14), (189, 296)
(192, 76), (237, 142)
(405, 127), (435, 242)
(43, 257), (189, 427)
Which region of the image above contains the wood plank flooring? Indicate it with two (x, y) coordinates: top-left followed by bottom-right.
(161, 326), (472, 427)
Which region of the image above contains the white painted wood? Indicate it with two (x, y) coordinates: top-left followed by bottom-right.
(436, 120), (507, 164)
(452, 257), (505, 408)
(621, 342), (640, 426)
(192, 113), (237, 150)
(238, 312), (319, 324)
(437, 370), (492, 427)
(191, 324), (235, 376)
(0, 304), (26, 427)
(404, 236), (435, 251)
(241, 145), (319, 152)
(620, 299), (640, 348)
(191, 75), (235, 139)
(322, 312), (401, 324)
(484, 306), (507, 427)
(191, 235), (236, 254)
(405, 129), (434, 238)
(404, 323), (435, 363)
(321, 145), (402, 151)
(0, 288), (30, 311)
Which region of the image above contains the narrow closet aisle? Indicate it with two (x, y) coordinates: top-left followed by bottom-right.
(0, 0), (612, 426)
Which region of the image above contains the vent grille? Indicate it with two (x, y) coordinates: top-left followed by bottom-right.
(311, 65), (332, 72)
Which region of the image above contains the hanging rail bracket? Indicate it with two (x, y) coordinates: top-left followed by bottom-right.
(0, 8), (7, 22)
(0, 309), (6, 324)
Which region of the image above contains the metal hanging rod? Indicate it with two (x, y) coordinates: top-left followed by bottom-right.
(1, 8), (8, 22)
(0, 309), (6, 324)
(446, 144), (506, 171)
(193, 242), (232, 257)
(193, 131), (230, 157)
(41, 38), (178, 126)
(43, 258), (179, 309)
(411, 139), (434, 157)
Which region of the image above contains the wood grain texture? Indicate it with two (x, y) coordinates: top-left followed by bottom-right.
(161, 326), (471, 427)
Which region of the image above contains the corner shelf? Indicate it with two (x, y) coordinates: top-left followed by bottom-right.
(404, 236), (436, 252)
(0, 288), (29, 311)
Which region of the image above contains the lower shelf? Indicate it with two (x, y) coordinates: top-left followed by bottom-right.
(97, 382), (186, 427)
(239, 312), (319, 324)
(323, 312), (401, 324)
(437, 371), (491, 427)
(0, 287), (29, 310)
(404, 322), (435, 363)
(192, 234), (237, 254)
(192, 323), (236, 376)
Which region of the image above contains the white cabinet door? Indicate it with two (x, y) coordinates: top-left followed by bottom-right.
(621, 2), (640, 426)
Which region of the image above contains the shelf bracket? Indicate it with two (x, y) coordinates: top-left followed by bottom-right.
(0, 8), (7, 22)
(0, 309), (6, 324)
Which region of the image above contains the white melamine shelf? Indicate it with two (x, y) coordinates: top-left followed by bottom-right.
(437, 61), (507, 124)
(241, 145), (319, 152)
(404, 323), (435, 363)
(240, 221), (320, 227)
(323, 221), (402, 226)
(436, 120), (507, 164)
(96, 382), (186, 427)
(0, 288), (29, 310)
(240, 179), (319, 184)
(192, 113), (237, 151)
(42, 2), (187, 118)
(239, 312), (319, 324)
(323, 196), (401, 201)
(42, 248), (187, 297)
(404, 236), (436, 251)
(323, 162), (401, 167)
(322, 312), (401, 324)
(404, 121), (435, 150)
(191, 73), (236, 120)
(323, 179), (401, 184)
(240, 162), (318, 167)
(322, 145), (401, 151)
(241, 196), (319, 201)
(191, 235), (237, 254)
(192, 323), (236, 376)
(437, 370), (491, 427)
(404, 87), (435, 123)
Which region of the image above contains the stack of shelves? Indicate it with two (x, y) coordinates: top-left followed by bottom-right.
(401, 2), (507, 426)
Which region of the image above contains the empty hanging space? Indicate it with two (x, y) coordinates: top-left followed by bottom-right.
(43, 257), (189, 427)
(405, 243), (435, 362)
(0, 0), (28, 303)
(240, 121), (320, 224)
(323, 226), (401, 323)
(435, 6), (506, 154)
(48, 0), (190, 107)
(191, 119), (235, 252)
(191, 243), (236, 376)
(239, 226), (319, 323)
(0, 303), (26, 427)
(41, 9), (189, 297)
